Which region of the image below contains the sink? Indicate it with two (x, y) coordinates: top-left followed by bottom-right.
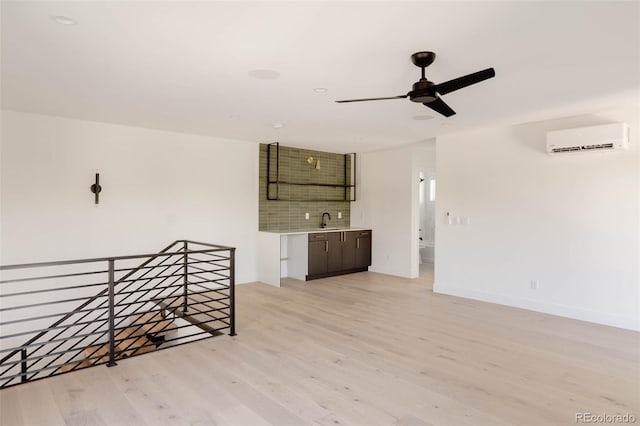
(313, 227), (341, 231)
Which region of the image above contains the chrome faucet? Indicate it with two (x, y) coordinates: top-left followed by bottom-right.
(321, 212), (331, 228)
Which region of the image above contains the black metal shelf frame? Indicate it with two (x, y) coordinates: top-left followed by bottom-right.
(266, 142), (356, 201)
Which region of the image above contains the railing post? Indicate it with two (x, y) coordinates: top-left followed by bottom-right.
(183, 241), (189, 314)
(229, 248), (236, 336)
(107, 259), (117, 367)
(20, 349), (27, 383)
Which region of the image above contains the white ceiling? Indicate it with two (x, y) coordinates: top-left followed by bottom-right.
(2, 1), (639, 153)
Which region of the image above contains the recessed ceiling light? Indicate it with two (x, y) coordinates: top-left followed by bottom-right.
(412, 115), (434, 121)
(51, 15), (77, 26)
(248, 69), (280, 80)
(272, 123), (284, 129)
(313, 88), (328, 93)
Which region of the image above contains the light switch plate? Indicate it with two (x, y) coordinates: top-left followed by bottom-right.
(305, 212), (309, 220)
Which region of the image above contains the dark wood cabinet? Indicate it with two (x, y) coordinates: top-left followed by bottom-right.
(308, 233), (328, 276)
(354, 230), (371, 268)
(327, 232), (343, 273)
(342, 232), (358, 270)
(307, 230), (372, 280)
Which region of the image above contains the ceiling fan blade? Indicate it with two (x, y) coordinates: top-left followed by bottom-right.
(434, 68), (495, 96)
(424, 97), (456, 117)
(335, 95), (407, 103)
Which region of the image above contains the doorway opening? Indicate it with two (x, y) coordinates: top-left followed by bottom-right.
(418, 171), (435, 280)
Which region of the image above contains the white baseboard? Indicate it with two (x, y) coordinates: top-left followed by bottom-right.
(433, 282), (640, 331)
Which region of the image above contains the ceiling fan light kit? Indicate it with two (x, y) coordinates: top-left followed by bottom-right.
(336, 51), (495, 118)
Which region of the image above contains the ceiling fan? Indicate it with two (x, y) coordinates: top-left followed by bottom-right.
(335, 51), (495, 117)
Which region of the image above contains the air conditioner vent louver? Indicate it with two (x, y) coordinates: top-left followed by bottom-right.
(546, 123), (629, 155)
(551, 146), (582, 153)
(581, 143), (614, 150)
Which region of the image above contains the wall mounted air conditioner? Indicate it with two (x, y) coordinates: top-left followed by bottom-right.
(546, 122), (629, 154)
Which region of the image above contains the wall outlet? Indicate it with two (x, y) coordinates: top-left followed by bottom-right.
(305, 212), (309, 220)
(530, 280), (539, 290)
(338, 212), (342, 219)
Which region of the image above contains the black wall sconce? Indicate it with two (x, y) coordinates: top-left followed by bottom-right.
(90, 173), (102, 204)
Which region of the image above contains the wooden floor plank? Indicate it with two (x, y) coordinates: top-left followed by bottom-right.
(0, 377), (67, 426)
(1, 271), (638, 426)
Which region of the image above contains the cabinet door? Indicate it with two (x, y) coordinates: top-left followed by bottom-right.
(342, 232), (357, 270)
(327, 232), (343, 273)
(308, 235), (328, 276)
(355, 231), (372, 268)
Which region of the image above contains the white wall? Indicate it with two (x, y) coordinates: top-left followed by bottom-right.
(434, 107), (639, 330)
(352, 145), (417, 278)
(1, 110), (259, 283)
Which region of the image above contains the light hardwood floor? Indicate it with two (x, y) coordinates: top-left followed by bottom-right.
(1, 271), (638, 425)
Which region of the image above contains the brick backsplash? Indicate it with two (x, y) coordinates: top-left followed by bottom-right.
(259, 143), (352, 231)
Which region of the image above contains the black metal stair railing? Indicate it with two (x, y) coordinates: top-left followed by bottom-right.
(0, 240), (236, 389)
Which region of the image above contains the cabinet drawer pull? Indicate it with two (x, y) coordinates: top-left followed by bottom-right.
(325, 241), (328, 252)
(357, 238), (360, 249)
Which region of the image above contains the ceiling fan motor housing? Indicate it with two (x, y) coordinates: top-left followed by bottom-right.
(409, 80), (437, 103)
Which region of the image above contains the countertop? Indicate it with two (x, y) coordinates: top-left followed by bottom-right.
(260, 227), (371, 236)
